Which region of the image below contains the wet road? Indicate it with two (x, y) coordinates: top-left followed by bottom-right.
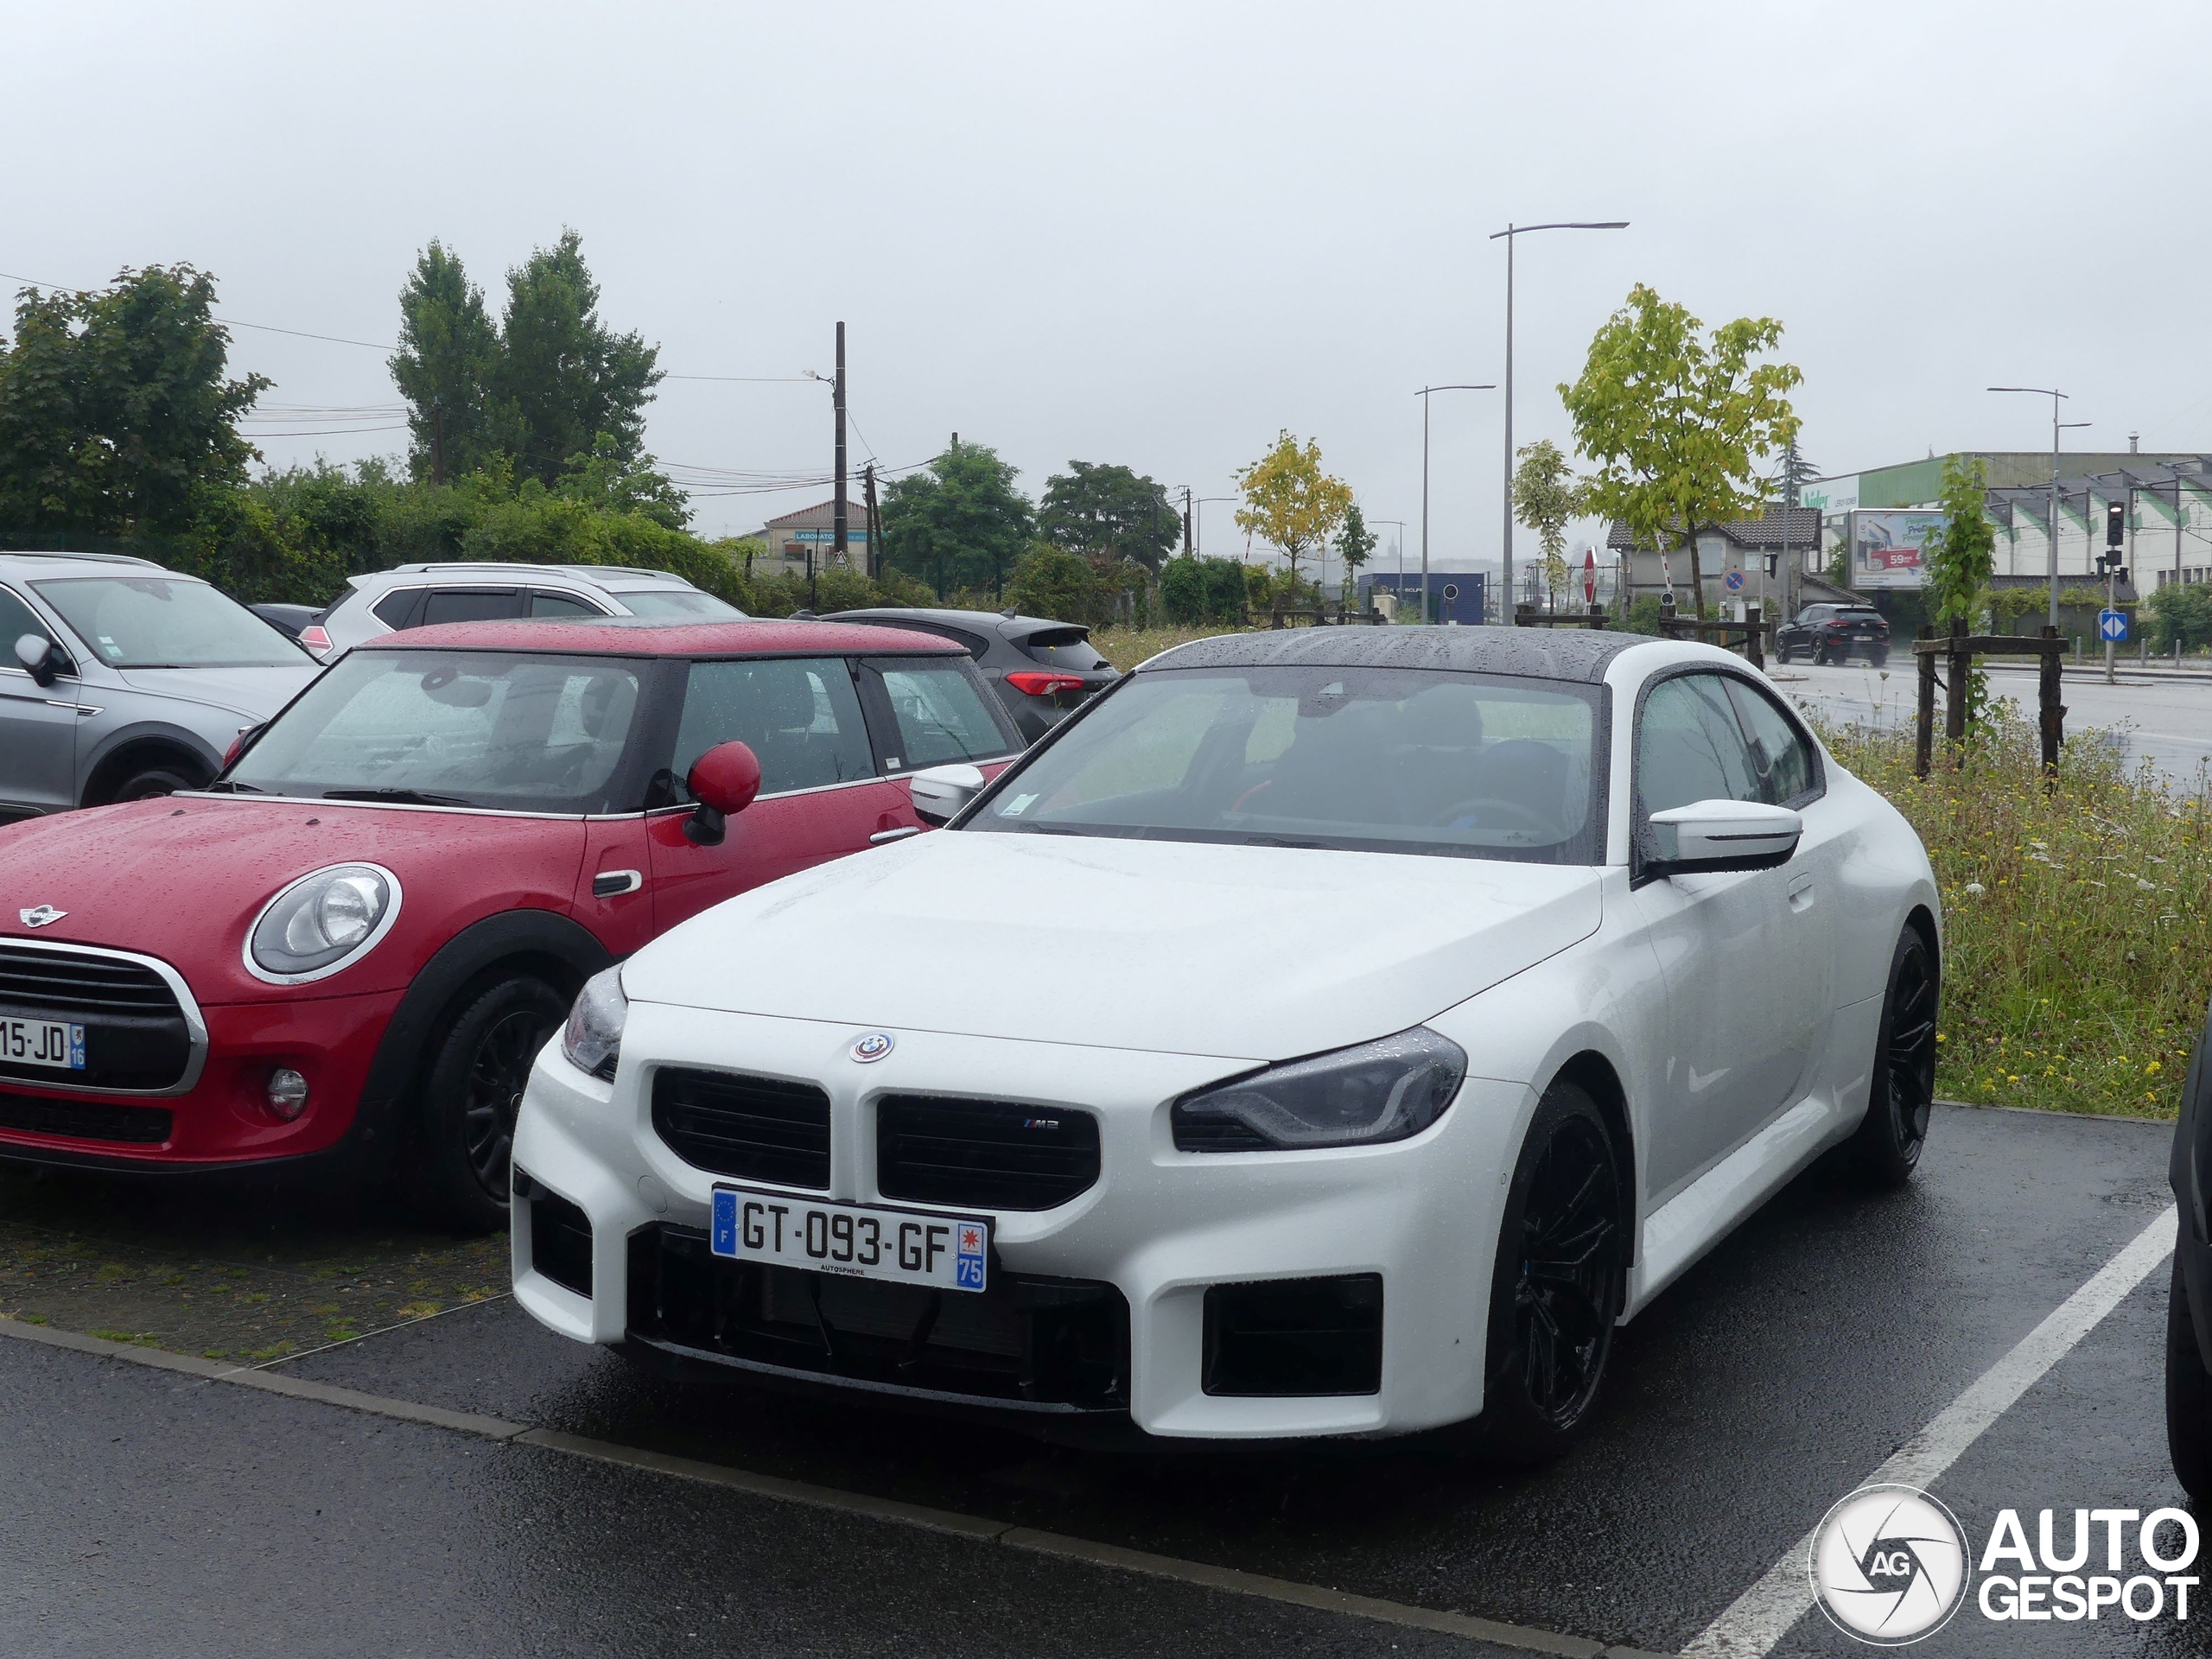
(1776, 660), (2212, 788)
(3, 1105), (2189, 1656)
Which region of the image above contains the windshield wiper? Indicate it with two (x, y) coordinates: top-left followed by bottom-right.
(321, 787), (474, 807)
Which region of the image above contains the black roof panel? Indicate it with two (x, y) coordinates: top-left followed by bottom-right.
(1141, 625), (1651, 683)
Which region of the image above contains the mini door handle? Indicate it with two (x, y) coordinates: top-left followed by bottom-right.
(869, 826), (922, 845)
(592, 869), (644, 898)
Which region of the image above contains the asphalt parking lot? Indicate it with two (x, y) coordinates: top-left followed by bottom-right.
(1, 1103), (2189, 1656)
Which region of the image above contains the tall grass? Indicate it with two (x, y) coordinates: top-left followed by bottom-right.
(1088, 623), (1253, 671)
(1815, 712), (2212, 1118)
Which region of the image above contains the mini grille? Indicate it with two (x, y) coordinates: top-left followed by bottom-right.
(0, 1092), (173, 1145)
(652, 1068), (830, 1189)
(875, 1096), (1100, 1211)
(0, 944), (179, 1018)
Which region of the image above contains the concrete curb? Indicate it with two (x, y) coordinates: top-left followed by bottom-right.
(0, 1313), (1673, 1656)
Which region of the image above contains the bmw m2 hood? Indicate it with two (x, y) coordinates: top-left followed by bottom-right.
(625, 830), (1604, 1060)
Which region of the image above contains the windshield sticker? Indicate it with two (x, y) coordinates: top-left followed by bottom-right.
(1001, 793), (1038, 817)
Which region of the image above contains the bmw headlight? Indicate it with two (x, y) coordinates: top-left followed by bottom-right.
(1171, 1027), (1466, 1151)
(245, 863), (400, 983)
(562, 965), (626, 1081)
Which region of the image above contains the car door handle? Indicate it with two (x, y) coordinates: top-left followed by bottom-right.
(1787, 873), (1816, 912)
(592, 869), (644, 898)
(869, 826), (922, 845)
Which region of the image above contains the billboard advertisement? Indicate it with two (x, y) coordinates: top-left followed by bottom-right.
(1850, 508), (1943, 591)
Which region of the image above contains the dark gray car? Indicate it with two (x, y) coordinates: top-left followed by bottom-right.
(822, 607), (1118, 741)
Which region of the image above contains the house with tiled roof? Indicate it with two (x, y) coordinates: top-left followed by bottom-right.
(1604, 506), (1821, 615)
(744, 499), (873, 579)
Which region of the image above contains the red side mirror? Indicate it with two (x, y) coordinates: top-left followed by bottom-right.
(683, 741), (761, 845)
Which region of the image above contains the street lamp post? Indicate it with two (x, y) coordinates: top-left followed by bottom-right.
(1490, 220), (1629, 608)
(1416, 385), (1495, 624)
(1989, 386), (2091, 631)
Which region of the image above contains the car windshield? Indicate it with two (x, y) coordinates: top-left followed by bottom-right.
(31, 577), (308, 668)
(970, 665), (1605, 863)
(224, 649), (651, 813)
(613, 589), (746, 619)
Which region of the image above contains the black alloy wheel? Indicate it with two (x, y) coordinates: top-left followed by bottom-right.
(1472, 1082), (1627, 1465)
(109, 765), (200, 804)
(2167, 1256), (2212, 1505)
(414, 975), (569, 1233)
(1848, 927), (1938, 1185)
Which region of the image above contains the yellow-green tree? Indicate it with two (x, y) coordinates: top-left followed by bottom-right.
(1560, 285), (1801, 619)
(1512, 440), (1586, 608)
(1233, 431), (1353, 590)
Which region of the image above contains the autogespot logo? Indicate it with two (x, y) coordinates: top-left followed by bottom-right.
(1809, 1484), (1971, 1645)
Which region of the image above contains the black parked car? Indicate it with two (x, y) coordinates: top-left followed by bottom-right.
(2170, 1008), (2212, 1503)
(823, 607), (1119, 741)
(1774, 602), (1891, 666)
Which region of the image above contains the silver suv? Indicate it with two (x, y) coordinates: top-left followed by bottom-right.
(0, 552), (320, 819)
(307, 562), (745, 658)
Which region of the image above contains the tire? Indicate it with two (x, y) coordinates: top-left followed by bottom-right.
(1813, 644), (1832, 667)
(1868, 647), (1890, 668)
(1471, 1081), (1629, 1465)
(2168, 1255), (2212, 1505)
(105, 764), (200, 804)
(410, 975), (569, 1233)
(1847, 927), (1938, 1185)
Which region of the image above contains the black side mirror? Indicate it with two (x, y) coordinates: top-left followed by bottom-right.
(15, 633), (57, 689)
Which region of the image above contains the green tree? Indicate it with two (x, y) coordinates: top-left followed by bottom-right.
(390, 231), (665, 490)
(1560, 284), (1802, 620)
(390, 240), (501, 481)
(1159, 554), (1249, 625)
(1333, 503), (1377, 605)
(0, 265), (268, 539)
(879, 439), (1033, 597)
(1007, 542), (1097, 622)
(2147, 582), (2212, 653)
(1038, 461), (1179, 572)
(1511, 439), (1586, 608)
(1233, 431), (1352, 588)
(557, 435), (690, 530)
(1923, 456), (1999, 732)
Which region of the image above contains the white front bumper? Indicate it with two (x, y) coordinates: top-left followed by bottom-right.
(512, 1001), (1533, 1440)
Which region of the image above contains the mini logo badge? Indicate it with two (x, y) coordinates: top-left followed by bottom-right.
(1809, 1483), (1970, 1644)
(849, 1032), (893, 1064)
(18, 906), (65, 929)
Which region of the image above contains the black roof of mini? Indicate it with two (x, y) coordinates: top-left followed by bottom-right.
(1141, 625), (1651, 683)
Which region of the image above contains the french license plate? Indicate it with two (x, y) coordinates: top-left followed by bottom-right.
(0, 1015), (85, 1071)
(709, 1185), (990, 1293)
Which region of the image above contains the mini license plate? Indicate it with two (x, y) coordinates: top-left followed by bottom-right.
(0, 1015), (85, 1071)
(710, 1185), (989, 1293)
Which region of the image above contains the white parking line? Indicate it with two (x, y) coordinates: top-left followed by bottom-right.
(1682, 1202), (2178, 1657)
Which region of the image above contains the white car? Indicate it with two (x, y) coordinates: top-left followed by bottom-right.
(512, 628), (1940, 1454)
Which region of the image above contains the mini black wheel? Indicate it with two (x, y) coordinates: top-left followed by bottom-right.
(1472, 1081), (1627, 1465)
(1847, 927), (1938, 1185)
(2168, 1256), (2212, 1504)
(412, 975), (569, 1233)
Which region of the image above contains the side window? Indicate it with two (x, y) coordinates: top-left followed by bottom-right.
(530, 589), (605, 620)
(1723, 679), (1818, 805)
(672, 657), (876, 795)
(1636, 672), (1760, 817)
(872, 658), (1015, 767)
(421, 588), (524, 626)
(370, 588), (426, 630)
(0, 586), (64, 671)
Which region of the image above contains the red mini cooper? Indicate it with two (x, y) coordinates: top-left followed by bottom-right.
(0, 618), (1021, 1228)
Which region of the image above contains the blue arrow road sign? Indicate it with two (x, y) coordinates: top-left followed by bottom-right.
(2099, 608), (2129, 643)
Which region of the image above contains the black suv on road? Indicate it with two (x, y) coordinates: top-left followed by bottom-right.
(1775, 602), (1891, 666)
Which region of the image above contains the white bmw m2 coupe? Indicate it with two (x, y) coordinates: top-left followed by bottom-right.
(512, 626), (1939, 1457)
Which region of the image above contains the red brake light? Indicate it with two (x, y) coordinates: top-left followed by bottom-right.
(1005, 671), (1087, 696)
(301, 626), (331, 653)
(222, 728), (250, 768)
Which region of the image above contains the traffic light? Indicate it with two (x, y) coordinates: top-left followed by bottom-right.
(2107, 500), (2126, 549)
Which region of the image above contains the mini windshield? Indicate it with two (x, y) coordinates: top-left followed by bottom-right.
(32, 577), (308, 668)
(613, 589), (746, 620)
(971, 665), (1606, 863)
(225, 650), (651, 813)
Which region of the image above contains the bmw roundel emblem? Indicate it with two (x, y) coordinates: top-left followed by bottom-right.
(849, 1032), (894, 1064)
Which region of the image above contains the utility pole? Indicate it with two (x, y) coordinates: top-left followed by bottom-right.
(831, 321), (848, 606)
(1181, 486), (1192, 558)
(1780, 436), (1800, 624)
(1987, 387), (2077, 630)
(863, 461), (881, 582)
(429, 396), (446, 486)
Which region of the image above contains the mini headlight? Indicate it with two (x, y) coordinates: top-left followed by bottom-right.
(562, 966), (626, 1081)
(1171, 1027), (1466, 1152)
(248, 864), (398, 982)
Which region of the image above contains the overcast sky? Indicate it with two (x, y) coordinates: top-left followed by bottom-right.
(7, 2), (2207, 576)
